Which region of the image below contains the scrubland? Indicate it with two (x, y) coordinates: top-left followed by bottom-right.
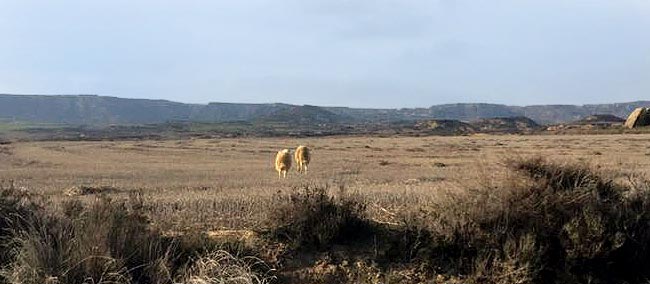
(2, 134), (650, 283)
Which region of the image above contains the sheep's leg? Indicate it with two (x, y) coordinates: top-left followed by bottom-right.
(304, 164), (308, 173)
(278, 170), (282, 179)
(283, 170), (287, 178)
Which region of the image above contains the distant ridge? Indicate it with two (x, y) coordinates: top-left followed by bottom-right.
(0, 94), (647, 125)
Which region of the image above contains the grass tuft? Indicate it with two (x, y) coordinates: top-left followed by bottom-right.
(181, 250), (275, 284)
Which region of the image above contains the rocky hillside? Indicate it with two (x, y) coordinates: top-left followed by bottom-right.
(254, 105), (344, 125)
(0, 94), (647, 125)
(471, 116), (541, 133)
(572, 114), (626, 125)
(404, 116), (541, 135)
(0, 94), (191, 124)
(327, 103), (647, 124)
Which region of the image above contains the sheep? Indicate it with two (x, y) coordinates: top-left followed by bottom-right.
(294, 145), (310, 174)
(275, 149), (292, 178)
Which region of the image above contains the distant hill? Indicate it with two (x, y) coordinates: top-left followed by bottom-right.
(404, 116), (541, 136)
(0, 94), (192, 124)
(471, 116), (541, 133)
(325, 103), (647, 124)
(411, 120), (476, 135)
(572, 114), (626, 125)
(254, 104), (344, 125)
(0, 94), (647, 125)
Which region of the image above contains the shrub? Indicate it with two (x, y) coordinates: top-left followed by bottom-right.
(2, 195), (174, 284)
(0, 192), (274, 284)
(413, 157), (650, 283)
(267, 186), (371, 250)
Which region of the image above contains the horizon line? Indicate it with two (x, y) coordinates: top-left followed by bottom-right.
(0, 93), (648, 110)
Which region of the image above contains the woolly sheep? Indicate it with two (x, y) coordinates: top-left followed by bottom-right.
(275, 149), (292, 178)
(294, 145), (310, 174)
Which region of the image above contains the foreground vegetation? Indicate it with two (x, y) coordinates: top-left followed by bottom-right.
(2, 157), (650, 283)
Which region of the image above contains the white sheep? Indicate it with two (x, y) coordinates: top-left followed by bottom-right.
(275, 149), (292, 178)
(294, 145), (310, 174)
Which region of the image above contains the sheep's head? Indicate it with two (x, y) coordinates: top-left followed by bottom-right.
(280, 149), (290, 154)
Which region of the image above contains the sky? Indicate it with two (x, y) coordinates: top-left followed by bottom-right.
(1, 0), (649, 108)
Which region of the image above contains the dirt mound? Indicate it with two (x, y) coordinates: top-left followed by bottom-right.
(470, 116), (540, 134)
(576, 114), (625, 125)
(413, 120), (475, 135)
(625, 107), (650, 128)
(408, 116), (540, 135)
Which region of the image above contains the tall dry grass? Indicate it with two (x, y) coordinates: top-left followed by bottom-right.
(393, 157), (650, 283)
(0, 184), (274, 284)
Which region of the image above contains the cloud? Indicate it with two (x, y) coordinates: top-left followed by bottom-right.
(0, 0), (648, 107)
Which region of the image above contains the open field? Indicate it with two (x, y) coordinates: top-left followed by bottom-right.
(1, 134), (648, 232)
(4, 133), (650, 283)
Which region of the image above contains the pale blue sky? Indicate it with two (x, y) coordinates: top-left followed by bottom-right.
(1, 0), (649, 108)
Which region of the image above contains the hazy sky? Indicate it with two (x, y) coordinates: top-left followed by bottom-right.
(1, 1), (649, 108)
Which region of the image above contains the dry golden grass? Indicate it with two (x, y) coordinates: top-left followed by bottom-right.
(1, 134), (648, 232)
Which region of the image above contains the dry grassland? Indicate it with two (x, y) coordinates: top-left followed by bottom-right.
(1, 134), (648, 233)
